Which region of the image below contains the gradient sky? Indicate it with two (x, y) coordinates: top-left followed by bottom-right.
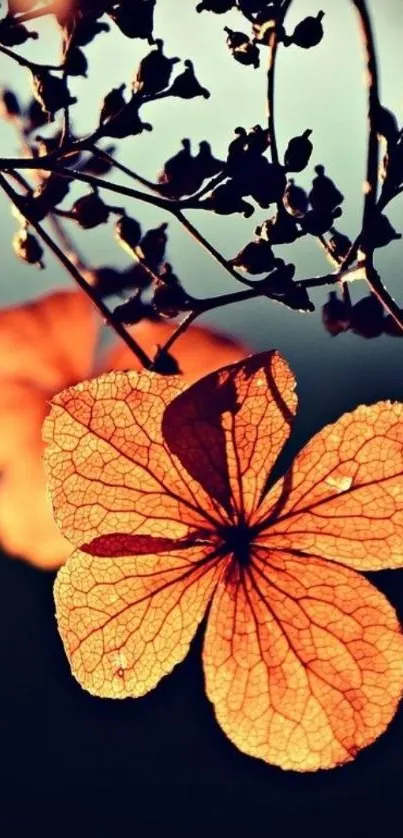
(0, 6), (403, 831)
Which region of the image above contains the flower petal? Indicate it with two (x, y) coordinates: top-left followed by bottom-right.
(255, 402), (403, 570)
(203, 547), (403, 771)
(162, 351), (297, 519)
(0, 291), (98, 567)
(43, 371), (225, 547)
(0, 290), (97, 392)
(0, 429), (71, 569)
(55, 543), (222, 698)
(103, 318), (249, 382)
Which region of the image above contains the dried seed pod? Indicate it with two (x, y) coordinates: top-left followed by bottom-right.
(327, 229), (352, 262)
(367, 213), (401, 249)
(0, 19), (38, 46)
(255, 210), (300, 244)
(309, 165), (344, 213)
(161, 138), (193, 181)
(203, 179), (254, 216)
(0, 88), (21, 120)
(138, 222), (168, 272)
(284, 11), (325, 49)
(322, 291), (351, 336)
(133, 39), (179, 95)
(151, 349), (182, 376)
(82, 145), (116, 176)
(230, 239), (276, 273)
(157, 138), (203, 197)
(301, 206), (342, 236)
(197, 0), (235, 11)
(64, 46), (88, 77)
(33, 174), (71, 212)
(99, 84), (126, 125)
(25, 97), (48, 132)
(224, 27), (250, 49)
(92, 264), (151, 297)
(114, 215), (142, 256)
(99, 96), (152, 139)
(351, 294), (385, 339)
(31, 71), (77, 118)
(244, 124), (270, 155)
(113, 291), (146, 325)
(249, 161), (287, 207)
(375, 105), (399, 146)
(151, 264), (190, 318)
(72, 192), (110, 229)
(109, 0), (156, 40)
(12, 228), (44, 269)
(169, 60), (210, 99)
(284, 129), (313, 172)
(194, 141), (224, 179)
(34, 132), (81, 165)
(70, 18), (110, 47)
(226, 126), (271, 182)
(259, 262), (314, 312)
(237, 0), (280, 15)
(224, 26), (260, 67)
(283, 180), (309, 217)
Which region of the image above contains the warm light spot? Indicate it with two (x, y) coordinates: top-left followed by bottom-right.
(0, 289), (248, 568)
(325, 474), (353, 492)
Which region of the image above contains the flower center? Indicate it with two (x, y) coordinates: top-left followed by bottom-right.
(219, 522), (254, 567)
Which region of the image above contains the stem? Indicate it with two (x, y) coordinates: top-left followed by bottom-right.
(351, 0), (403, 331)
(351, 0), (380, 235)
(0, 173), (152, 369)
(152, 310), (200, 364)
(13, 3), (57, 24)
(0, 44), (61, 72)
(89, 145), (163, 195)
(174, 210), (254, 288)
(265, 0), (294, 164)
(266, 30), (280, 165)
(48, 213), (88, 271)
(155, 268), (339, 358)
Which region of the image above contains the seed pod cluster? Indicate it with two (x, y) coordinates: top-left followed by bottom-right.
(322, 292), (403, 339)
(158, 138), (224, 199)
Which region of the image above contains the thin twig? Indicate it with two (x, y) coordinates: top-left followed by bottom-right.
(89, 145), (163, 195)
(351, 0), (403, 331)
(13, 3), (57, 24)
(266, 30), (280, 165)
(0, 173), (152, 368)
(151, 311), (200, 365)
(174, 210), (254, 288)
(0, 43), (61, 72)
(265, 0), (294, 164)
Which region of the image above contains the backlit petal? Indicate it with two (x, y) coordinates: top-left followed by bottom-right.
(0, 290), (97, 392)
(254, 402), (403, 570)
(55, 543), (222, 697)
(162, 351), (297, 519)
(203, 547), (403, 771)
(44, 371), (226, 547)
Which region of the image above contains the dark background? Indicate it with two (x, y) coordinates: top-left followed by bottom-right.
(0, 1), (402, 834)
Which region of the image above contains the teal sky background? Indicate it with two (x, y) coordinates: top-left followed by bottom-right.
(0, 0), (402, 439)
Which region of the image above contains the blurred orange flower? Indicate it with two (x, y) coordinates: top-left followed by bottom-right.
(44, 351), (403, 771)
(0, 290), (248, 569)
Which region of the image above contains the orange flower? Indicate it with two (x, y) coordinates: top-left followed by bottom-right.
(0, 289), (248, 569)
(44, 351), (403, 771)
